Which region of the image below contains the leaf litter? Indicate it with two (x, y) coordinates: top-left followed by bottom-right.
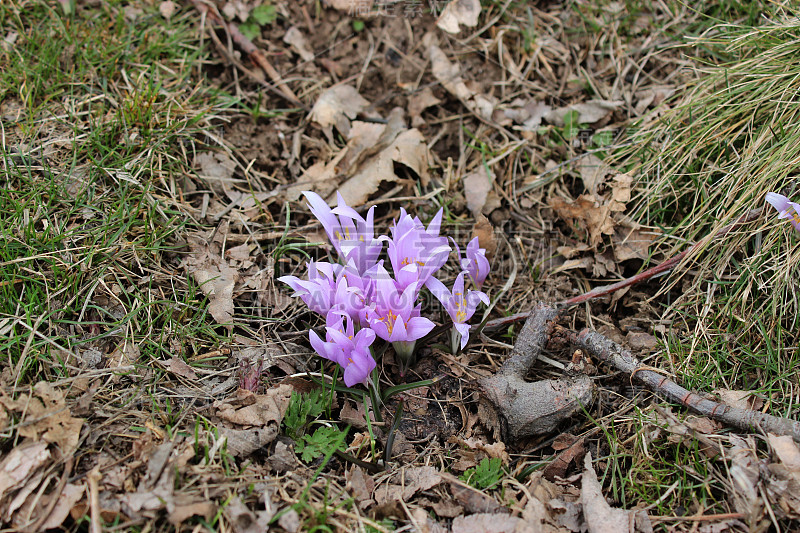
(4, 0), (794, 531)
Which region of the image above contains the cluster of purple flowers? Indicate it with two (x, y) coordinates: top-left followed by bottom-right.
(279, 192), (490, 388)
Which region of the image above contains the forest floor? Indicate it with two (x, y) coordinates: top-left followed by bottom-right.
(1, 0), (800, 531)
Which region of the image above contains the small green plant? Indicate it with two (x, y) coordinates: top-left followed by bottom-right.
(240, 4), (278, 40)
(562, 109), (581, 140)
(460, 457), (505, 490)
(282, 389), (328, 440)
(295, 425), (348, 462)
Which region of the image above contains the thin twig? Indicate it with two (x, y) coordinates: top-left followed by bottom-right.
(190, 0), (304, 108)
(558, 324), (800, 442)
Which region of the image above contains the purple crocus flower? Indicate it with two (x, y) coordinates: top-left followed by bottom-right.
(385, 208), (451, 289)
(309, 311), (376, 387)
(278, 261), (342, 315)
(304, 191), (382, 274)
(427, 272), (489, 350)
(453, 237), (491, 289)
(279, 260), (370, 323)
(766, 192), (800, 232)
(367, 264), (435, 370)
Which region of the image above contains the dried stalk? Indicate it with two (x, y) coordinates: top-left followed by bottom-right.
(191, 0), (303, 107)
(559, 325), (800, 442)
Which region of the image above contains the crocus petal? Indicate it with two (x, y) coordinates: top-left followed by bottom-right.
(388, 316), (408, 343)
(766, 192), (790, 214)
(425, 276), (453, 311)
(454, 322), (471, 349)
(404, 316), (436, 340)
(342, 349), (376, 387)
(766, 192), (800, 231)
(309, 330), (344, 365)
(426, 209), (444, 236)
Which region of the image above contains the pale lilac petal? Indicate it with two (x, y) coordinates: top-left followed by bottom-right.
(388, 316), (408, 343)
(425, 276), (452, 311)
(766, 192), (790, 214)
(342, 348), (376, 387)
(426, 209), (444, 236)
(404, 316), (436, 340)
(454, 322), (471, 349)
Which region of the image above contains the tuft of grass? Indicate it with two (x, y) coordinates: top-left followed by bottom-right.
(609, 6), (800, 372)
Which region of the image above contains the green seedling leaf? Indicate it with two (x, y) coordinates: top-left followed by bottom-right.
(562, 110), (580, 140)
(239, 21), (260, 40)
(251, 4), (278, 25)
(460, 457), (504, 490)
(296, 426), (347, 462)
(283, 390), (328, 440)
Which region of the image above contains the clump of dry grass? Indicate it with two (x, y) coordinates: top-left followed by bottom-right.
(615, 6), (800, 365)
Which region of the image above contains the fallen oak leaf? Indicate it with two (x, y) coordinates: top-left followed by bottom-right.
(164, 357), (198, 381)
(436, 0), (481, 34)
(310, 85), (370, 137)
(0, 441), (50, 502)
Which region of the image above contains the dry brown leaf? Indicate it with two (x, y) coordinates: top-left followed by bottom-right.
(452, 436), (511, 464)
(168, 501), (215, 526)
(769, 434), (800, 484)
(186, 241), (239, 329)
(550, 194), (616, 247)
(213, 385), (292, 457)
(215, 385), (292, 427)
(543, 436), (585, 481)
(194, 151), (239, 196)
(309, 85), (370, 137)
(426, 37), (496, 121)
(579, 155), (610, 197)
(0, 441), (49, 501)
(410, 507), (449, 533)
(158, 0), (176, 19)
(634, 86), (675, 114)
(0, 383), (83, 454)
(39, 482), (85, 530)
(402, 466), (442, 500)
(278, 508), (301, 533)
(427, 40), (471, 100)
(625, 331), (657, 352)
(408, 87), (441, 127)
(545, 100), (622, 126)
(283, 26), (314, 62)
(472, 214), (497, 260)
(714, 389), (764, 411)
(164, 357), (198, 381)
(267, 440), (299, 473)
(613, 227), (654, 262)
(346, 465), (374, 505)
(610, 172), (634, 209)
(224, 495), (272, 533)
(463, 165), (492, 216)
(728, 435), (761, 516)
(443, 473), (502, 513)
(582, 453), (633, 533)
(107, 341), (140, 373)
(436, 0), (481, 34)
(452, 513), (533, 533)
(336, 128), (431, 206)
